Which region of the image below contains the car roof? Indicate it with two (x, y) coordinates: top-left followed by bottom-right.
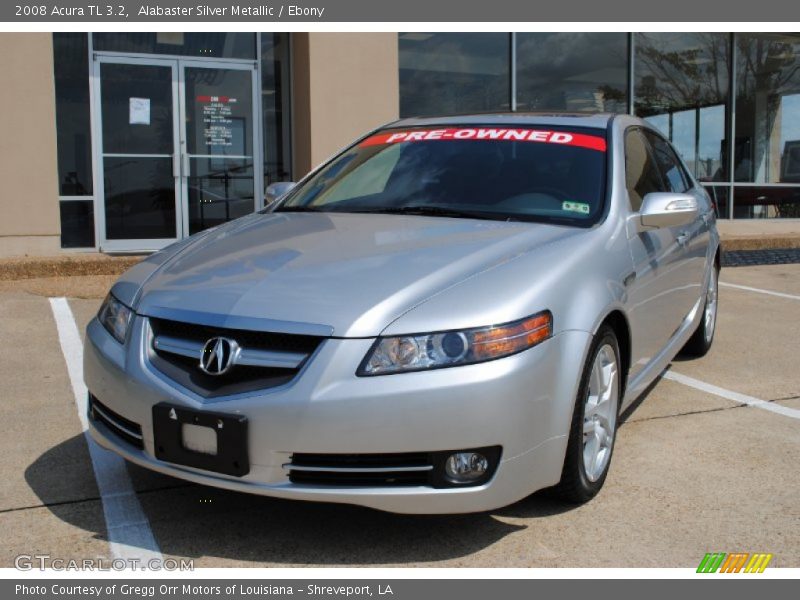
(389, 112), (616, 130)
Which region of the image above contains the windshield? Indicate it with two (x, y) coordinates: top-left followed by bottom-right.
(277, 125), (608, 226)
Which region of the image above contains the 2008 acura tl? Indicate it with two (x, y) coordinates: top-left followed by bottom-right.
(85, 114), (719, 513)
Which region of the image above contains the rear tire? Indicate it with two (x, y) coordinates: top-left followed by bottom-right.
(681, 264), (719, 358)
(553, 325), (621, 504)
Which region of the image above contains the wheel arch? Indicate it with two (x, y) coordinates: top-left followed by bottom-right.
(597, 309), (631, 396)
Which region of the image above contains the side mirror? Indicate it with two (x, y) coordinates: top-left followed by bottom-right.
(639, 192), (698, 229)
(265, 181), (296, 207)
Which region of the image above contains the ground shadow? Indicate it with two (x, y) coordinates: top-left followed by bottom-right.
(619, 369), (664, 424)
(23, 435), (582, 565)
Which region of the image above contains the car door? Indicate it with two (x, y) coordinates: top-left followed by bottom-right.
(623, 128), (691, 381)
(644, 130), (711, 313)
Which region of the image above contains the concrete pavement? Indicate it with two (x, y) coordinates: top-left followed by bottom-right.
(1, 264), (798, 568)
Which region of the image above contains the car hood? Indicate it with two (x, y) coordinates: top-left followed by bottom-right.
(132, 212), (583, 338)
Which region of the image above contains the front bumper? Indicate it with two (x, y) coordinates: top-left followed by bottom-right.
(85, 316), (590, 514)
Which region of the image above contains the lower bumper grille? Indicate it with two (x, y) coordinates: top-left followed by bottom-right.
(88, 394), (144, 449)
(290, 469), (430, 486)
(287, 447), (502, 488)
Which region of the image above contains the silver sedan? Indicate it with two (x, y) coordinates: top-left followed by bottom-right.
(85, 114), (719, 513)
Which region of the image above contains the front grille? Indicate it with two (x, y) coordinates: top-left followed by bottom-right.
(88, 395), (144, 449)
(151, 318), (321, 354)
(287, 447), (502, 488)
(148, 317), (324, 398)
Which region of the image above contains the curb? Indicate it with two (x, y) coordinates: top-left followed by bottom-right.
(0, 255), (145, 281)
(721, 236), (800, 252)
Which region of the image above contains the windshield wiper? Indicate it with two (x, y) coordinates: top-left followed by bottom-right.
(346, 205), (510, 221)
(272, 205), (325, 213)
(275, 204), (517, 222)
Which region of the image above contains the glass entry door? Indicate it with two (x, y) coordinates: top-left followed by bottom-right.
(94, 56), (260, 251)
(179, 61), (258, 236)
(95, 57), (180, 251)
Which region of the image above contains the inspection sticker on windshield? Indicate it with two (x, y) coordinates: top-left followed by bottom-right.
(360, 128), (607, 152)
(562, 201), (591, 215)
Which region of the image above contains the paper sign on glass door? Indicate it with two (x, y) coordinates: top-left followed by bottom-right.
(129, 98), (151, 125)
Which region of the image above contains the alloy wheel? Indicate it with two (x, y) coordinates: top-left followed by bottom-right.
(704, 270), (718, 344)
(582, 344), (619, 482)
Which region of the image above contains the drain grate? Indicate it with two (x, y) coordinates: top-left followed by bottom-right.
(722, 248), (800, 267)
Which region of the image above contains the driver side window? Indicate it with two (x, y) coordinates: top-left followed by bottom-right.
(625, 129), (666, 212)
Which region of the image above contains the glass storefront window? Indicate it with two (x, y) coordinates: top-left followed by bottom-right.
(59, 200), (95, 248)
(261, 33), (292, 185)
(53, 33), (93, 196)
(634, 33), (730, 182)
(93, 33), (256, 59)
(516, 33), (628, 113)
(733, 186), (800, 218)
(705, 185), (731, 219)
(399, 33), (511, 117)
(734, 33), (800, 185)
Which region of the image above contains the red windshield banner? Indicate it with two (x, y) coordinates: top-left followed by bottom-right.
(360, 128), (607, 152)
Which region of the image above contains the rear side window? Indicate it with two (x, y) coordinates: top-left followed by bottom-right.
(645, 131), (691, 193)
(625, 128), (665, 211)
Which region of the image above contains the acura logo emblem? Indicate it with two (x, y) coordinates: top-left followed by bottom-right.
(199, 337), (239, 375)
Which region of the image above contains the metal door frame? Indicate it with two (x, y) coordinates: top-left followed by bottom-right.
(177, 59), (262, 239)
(92, 55), (181, 252)
(91, 53), (262, 252)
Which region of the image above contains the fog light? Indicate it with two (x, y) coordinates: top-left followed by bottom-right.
(445, 452), (489, 483)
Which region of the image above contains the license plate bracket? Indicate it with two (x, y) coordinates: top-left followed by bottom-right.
(153, 403), (249, 477)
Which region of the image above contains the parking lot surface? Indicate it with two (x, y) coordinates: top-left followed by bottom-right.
(1, 264), (798, 568)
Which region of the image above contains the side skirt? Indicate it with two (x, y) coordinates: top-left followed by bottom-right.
(621, 293), (704, 411)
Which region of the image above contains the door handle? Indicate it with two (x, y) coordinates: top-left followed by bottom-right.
(182, 154), (191, 178)
(677, 232), (689, 246)
(172, 155), (180, 179)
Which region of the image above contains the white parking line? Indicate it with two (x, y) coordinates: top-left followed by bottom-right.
(664, 370), (800, 420)
(49, 297), (162, 562)
(719, 281), (800, 301)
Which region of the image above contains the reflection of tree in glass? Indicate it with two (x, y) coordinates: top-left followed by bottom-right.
(515, 33), (627, 113)
(401, 35), (510, 115)
(635, 33), (729, 114)
(597, 84), (626, 106)
(736, 34), (800, 216)
(737, 36), (798, 106)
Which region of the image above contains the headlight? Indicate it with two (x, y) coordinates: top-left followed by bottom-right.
(358, 311), (552, 376)
(98, 293), (133, 344)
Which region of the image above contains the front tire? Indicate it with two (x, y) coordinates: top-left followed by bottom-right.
(681, 264), (719, 358)
(553, 325), (621, 503)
